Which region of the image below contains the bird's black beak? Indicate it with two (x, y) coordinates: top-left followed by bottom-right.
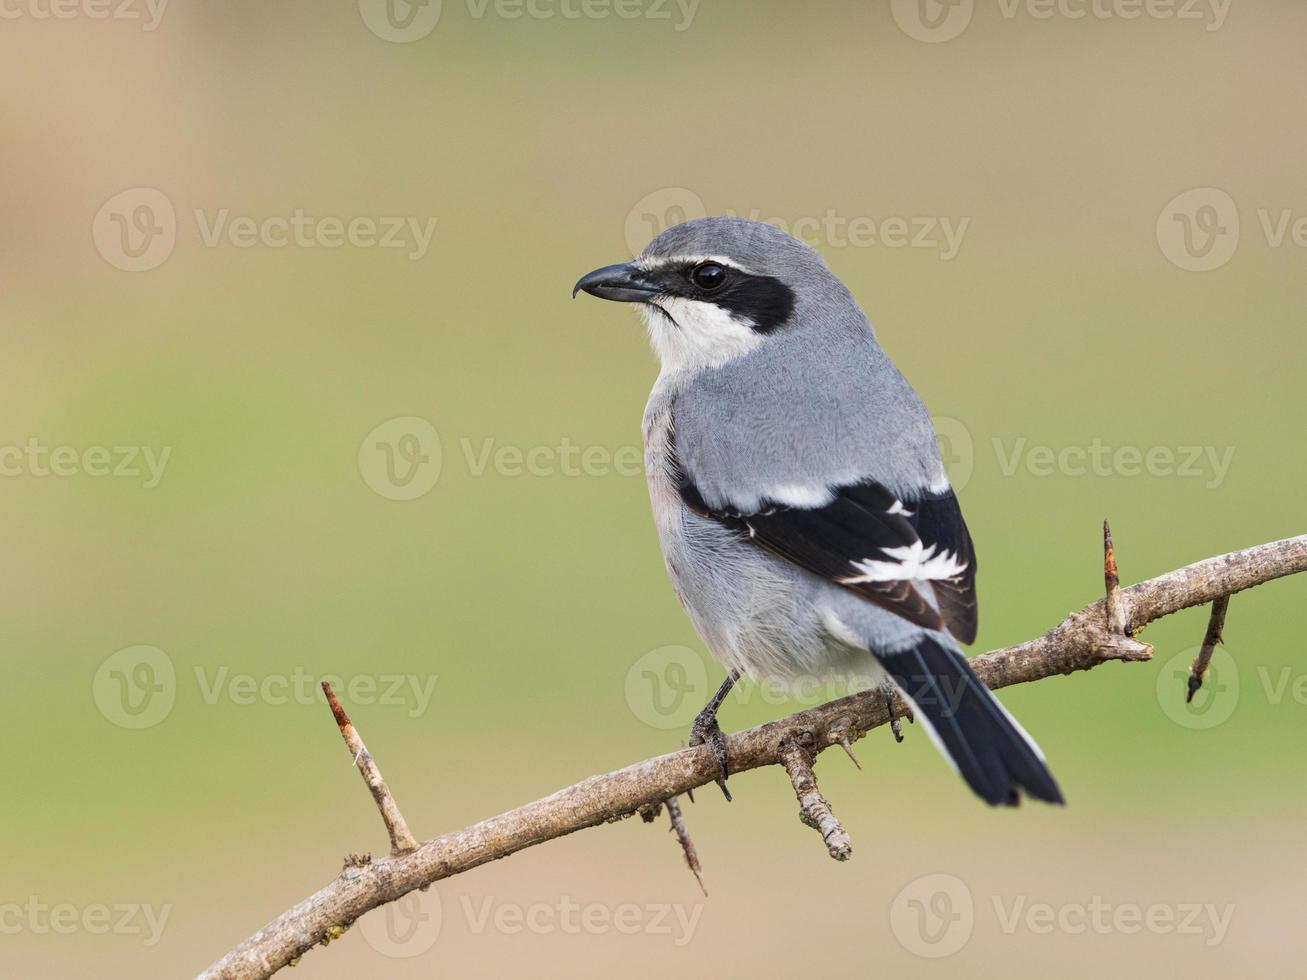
(572, 262), (661, 303)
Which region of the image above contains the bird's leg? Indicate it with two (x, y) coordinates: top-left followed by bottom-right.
(882, 676), (912, 743)
(689, 668), (740, 802)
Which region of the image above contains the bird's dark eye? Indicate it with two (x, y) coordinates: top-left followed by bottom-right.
(691, 262), (727, 291)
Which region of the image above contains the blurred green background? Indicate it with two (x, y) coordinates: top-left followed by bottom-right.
(3, 1), (1305, 976)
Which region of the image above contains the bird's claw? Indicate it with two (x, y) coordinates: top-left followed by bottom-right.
(882, 680), (912, 745)
(689, 710), (732, 802)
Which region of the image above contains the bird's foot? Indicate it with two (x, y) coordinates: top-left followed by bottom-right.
(689, 708), (732, 802)
(882, 680), (913, 744)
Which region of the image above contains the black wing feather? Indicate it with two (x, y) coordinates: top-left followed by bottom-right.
(674, 454), (978, 642)
(906, 492), (977, 643)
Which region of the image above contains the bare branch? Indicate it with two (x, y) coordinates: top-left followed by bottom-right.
(199, 533), (1307, 980)
(780, 739), (852, 861)
(664, 796), (706, 895)
(1187, 595), (1231, 703)
(322, 681), (417, 856)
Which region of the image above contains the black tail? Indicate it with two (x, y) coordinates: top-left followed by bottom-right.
(882, 636), (1063, 806)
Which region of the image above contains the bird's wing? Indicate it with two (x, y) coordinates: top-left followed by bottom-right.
(664, 313), (979, 643)
(675, 458), (978, 643)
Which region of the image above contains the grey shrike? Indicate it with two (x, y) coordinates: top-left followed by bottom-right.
(574, 217), (1062, 807)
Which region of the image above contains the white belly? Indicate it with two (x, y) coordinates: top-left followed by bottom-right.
(642, 395), (877, 687)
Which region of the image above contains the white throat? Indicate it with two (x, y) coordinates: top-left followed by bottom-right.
(638, 298), (763, 377)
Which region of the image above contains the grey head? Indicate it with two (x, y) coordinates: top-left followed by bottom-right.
(574, 217), (871, 375)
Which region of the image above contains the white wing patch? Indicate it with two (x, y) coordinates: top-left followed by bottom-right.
(763, 483), (835, 509)
(839, 541), (967, 585)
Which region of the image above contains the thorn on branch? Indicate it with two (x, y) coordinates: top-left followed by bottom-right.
(664, 796), (706, 896)
(837, 737), (861, 770)
(827, 720), (863, 769)
(779, 740), (852, 862)
(322, 681), (419, 856)
(1096, 633), (1154, 662)
(1187, 595), (1231, 703)
(1092, 523), (1154, 661)
(1104, 519), (1127, 635)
